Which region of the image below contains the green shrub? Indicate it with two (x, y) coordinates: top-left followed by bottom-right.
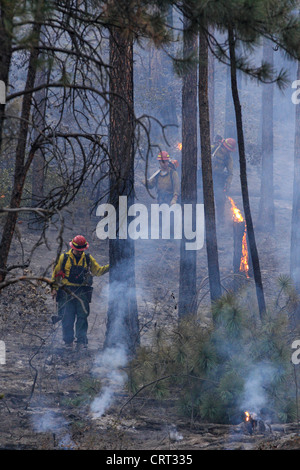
(128, 285), (298, 424)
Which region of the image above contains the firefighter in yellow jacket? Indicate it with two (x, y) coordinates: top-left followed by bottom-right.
(51, 235), (109, 350)
(211, 137), (236, 224)
(146, 151), (180, 205)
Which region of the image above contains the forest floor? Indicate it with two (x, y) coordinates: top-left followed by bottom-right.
(1, 156), (300, 452)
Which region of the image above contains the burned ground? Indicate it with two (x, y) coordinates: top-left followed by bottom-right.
(0, 155), (300, 451)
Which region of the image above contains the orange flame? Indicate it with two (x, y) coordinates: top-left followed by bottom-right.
(245, 411), (250, 422)
(177, 142), (182, 151)
(227, 196), (244, 223)
(228, 196), (249, 278)
(240, 228), (250, 278)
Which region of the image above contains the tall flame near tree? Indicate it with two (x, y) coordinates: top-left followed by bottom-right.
(228, 25), (266, 318)
(228, 196), (249, 278)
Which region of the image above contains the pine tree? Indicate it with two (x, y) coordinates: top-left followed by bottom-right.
(0, 11), (42, 281)
(228, 25), (267, 319)
(178, 15), (198, 318)
(199, 30), (222, 303)
(104, 24), (140, 356)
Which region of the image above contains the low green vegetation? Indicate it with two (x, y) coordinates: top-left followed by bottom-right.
(128, 279), (300, 424)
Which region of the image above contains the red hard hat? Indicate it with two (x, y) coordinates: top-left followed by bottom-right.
(157, 151), (170, 161)
(69, 235), (89, 251)
(223, 138), (236, 152)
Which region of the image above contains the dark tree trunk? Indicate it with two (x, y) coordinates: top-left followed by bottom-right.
(228, 27), (266, 319)
(199, 31), (222, 304)
(29, 44), (48, 230)
(0, 22), (41, 281)
(258, 38), (275, 232)
(208, 40), (215, 140)
(290, 61), (300, 293)
(178, 23), (198, 319)
(104, 26), (139, 357)
(225, 65), (237, 141)
(0, 5), (13, 151)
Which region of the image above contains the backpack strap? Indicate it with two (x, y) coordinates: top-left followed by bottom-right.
(85, 253), (91, 270)
(61, 253), (69, 272)
(61, 252), (91, 272)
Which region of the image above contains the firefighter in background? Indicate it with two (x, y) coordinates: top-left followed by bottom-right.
(51, 235), (109, 351)
(212, 137), (236, 224)
(146, 151), (180, 206)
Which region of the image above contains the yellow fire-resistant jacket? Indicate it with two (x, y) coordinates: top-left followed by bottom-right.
(211, 143), (233, 189)
(148, 168), (180, 201)
(51, 249), (109, 289)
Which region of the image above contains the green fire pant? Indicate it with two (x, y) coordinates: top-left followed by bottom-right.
(57, 288), (90, 345)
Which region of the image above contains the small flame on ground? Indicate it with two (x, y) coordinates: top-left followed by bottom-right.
(244, 410), (250, 422)
(177, 142), (182, 151)
(228, 196), (250, 278)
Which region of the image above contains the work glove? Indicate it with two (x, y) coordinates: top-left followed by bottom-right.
(170, 196), (178, 206)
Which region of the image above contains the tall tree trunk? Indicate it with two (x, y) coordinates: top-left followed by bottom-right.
(30, 42), (48, 230)
(225, 65), (237, 140)
(104, 26), (139, 357)
(0, 22), (41, 281)
(0, 4), (13, 151)
(290, 61), (300, 294)
(208, 40), (215, 140)
(228, 27), (266, 319)
(258, 38), (275, 232)
(199, 31), (222, 304)
(178, 23), (198, 318)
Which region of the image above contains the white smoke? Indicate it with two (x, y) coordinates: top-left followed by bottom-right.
(167, 424), (183, 442)
(90, 345), (128, 418)
(32, 409), (67, 433)
(241, 363), (277, 414)
(31, 408), (77, 449)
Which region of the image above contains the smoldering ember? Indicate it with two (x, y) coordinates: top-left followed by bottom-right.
(95, 197), (205, 250)
(2, 0), (300, 453)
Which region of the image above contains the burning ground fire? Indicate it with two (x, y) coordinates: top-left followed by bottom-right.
(228, 196), (250, 278)
(242, 410), (268, 435)
(177, 142), (182, 151)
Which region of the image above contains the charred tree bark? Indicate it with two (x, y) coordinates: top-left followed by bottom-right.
(104, 26), (139, 357)
(228, 27), (266, 319)
(290, 61), (300, 295)
(199, 31), (222, 304)
(0, 4), (13, 151)
(258, 38), (275, 232)
(29, 45), (48, 230)
(0, 22), (41, 281)
(208, 40), (215, 140)
(225, 65), (237, 141)
(178, 23), (198, 319)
